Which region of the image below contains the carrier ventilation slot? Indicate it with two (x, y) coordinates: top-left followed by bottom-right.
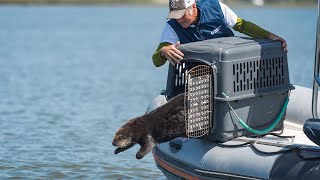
(172, 62), (201, 96)
(232, 57), (285, 93)
(185, 65), (213, 138)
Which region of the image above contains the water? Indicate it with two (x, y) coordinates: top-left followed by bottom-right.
(0, 5), (317, 179)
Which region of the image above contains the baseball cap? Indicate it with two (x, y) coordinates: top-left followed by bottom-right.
(167, 0), (196, 19)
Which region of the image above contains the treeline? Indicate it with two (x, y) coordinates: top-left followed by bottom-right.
(0, 0), (154, 4)
(0, 0), (317, 5)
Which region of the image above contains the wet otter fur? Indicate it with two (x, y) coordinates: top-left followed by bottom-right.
(112, 93), (186, 159)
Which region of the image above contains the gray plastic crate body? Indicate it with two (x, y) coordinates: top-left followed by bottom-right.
(165, 37), (294, 142)
(211, 92), (288, 142)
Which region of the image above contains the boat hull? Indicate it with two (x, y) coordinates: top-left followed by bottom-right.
(153, 137), (320, 180)
(148, 86), (320, 179)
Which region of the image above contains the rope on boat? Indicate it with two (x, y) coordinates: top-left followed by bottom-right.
(217, 140), (320, 160)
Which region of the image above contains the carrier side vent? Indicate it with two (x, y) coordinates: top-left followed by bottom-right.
(232, 57), (285, 92)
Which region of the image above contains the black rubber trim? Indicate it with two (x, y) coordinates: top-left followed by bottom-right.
(270, 151), (320, 180)
(154, 146), (266, 180)
(156, 164), (184, 180)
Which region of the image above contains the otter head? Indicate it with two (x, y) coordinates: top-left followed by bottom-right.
(112, 118), (144, 155)
(112, 127), (135, 148)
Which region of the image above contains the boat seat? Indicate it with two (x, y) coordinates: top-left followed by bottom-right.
(303, 119), (320, 146)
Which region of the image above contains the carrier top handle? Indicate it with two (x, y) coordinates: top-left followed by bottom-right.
(303, 0), (320, 146)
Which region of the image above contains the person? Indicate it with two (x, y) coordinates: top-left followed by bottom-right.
(152, 0), (287, 67)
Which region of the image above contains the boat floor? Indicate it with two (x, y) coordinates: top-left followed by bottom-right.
(232, 121), (318, 147)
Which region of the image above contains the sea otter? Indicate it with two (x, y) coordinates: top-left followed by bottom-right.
(112, 93), (186, 159)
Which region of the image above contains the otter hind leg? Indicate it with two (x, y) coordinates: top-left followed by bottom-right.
(136, 135), (155, 159)
(114, 143), (135, 154)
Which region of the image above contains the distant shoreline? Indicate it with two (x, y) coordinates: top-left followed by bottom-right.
(0, 0), (316, 7)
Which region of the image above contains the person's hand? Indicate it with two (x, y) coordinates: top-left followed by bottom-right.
(160, 41), (184, 66)
(268, 33), (288, 52)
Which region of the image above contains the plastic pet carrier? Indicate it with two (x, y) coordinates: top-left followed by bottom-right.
(164, 37), (294, 142)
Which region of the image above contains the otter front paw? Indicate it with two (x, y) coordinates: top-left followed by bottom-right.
(136, 152), (145, 159)
(114, 143), (135, 155)
(136, 134), (155, 159)
(114, 147), (125, 154)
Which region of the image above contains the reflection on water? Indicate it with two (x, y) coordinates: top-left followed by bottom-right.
(0, 5), (316, 179)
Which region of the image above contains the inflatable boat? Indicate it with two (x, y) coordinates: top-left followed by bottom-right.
(149, 85), (320, 180)
(148, 1), (320, 179)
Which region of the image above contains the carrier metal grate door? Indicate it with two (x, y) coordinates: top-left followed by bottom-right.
(185, 65), (213, 138)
